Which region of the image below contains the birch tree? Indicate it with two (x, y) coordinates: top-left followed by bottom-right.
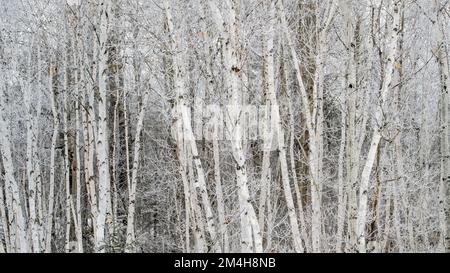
(356, 0), (402, 253)
(0, 0), (448, 254)
(433, 0), (450, 252)
(95, 0), (113, 252)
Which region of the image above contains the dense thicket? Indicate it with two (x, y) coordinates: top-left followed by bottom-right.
(0, 0), (448, 253)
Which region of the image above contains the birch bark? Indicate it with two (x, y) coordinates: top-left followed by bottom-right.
(74, 44), (83, 253)
(63, 41), (71, 253)
(356, 0), (402, 253)
(0, 181), (10, 252)
(45, 58), (58, 253)
(204, 0), (262, 253)
(125, 65), (151, 253)
(278, 0), (336, 252)
(96, 0), (112, 252)
(165, 0), (220, 252)
(0, 78), (28, 253)
(280, 45), (310, 251)
(24, 42), (40, 253)
(263, 1), (303, 253)
(433, 0), (450, 252)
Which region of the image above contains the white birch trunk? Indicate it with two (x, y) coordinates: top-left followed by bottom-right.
(35, 44), (45, 252)
(45, 59), (58, 253)
(0, 82), (28, 253)
(197, 1), (228, 251)
(335, 101), (347, 252)
(392, 5), (411, 251)
(63, 48), (71, 253)
(263, 1), (303, 253)
(0, 182), (10, 253)
(180, 140), (191, 253)
(95, 0), (112, 252)
(278, 40), (310, 251)
(186, 144), (207, 252)
(125, 71), (151, 253)
(123, 76), (131, 205)
(74, 47), (84, 253)
(259, 47), (272, 247)
(278, 0), (337, 252)
(356, 0), (401, 253)
(165, 0), (221, 252)
(338, 0), (358, 251)
(433, 0), (450, 252)
(81, 35), (99, 242)
(204, 0), (262, 253)
(24, 42), (40, 253)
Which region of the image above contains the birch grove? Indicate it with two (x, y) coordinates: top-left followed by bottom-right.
(0, 0), (448, 253)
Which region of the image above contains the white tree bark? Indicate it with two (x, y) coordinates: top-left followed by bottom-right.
(259, 40), (273, 248)
(24, 42), (40, 253)
(278, 0), (336, 252)
(125, 68), (151, 253)
(356, 0), (401, 253)
(433, 0), (450, 253)
(76, 2), (97, 247)
(335, 97), (347, 252)
(35, 44), (45, 252)
(197, 9), (229, 246)
(95, 0), (112, 252)
(74, 46), (84, 253)
(63, 42), (71, 253)
(204, 0), (263, 253)
(186, 144), (207, 252)
(263, 1), (303, 253)
(338, 0), (356, 252)
(0, 80), (28, 253)
(0, 181), (10, 253)
(179, 139), (192, 253)
(280, 45), (310, 252)
(392, 4), (412, 251)
(165, 0), (220, 252)
(80, 30), (99, 243)
(45, 59), (58, 253)
(197, 1), (228, 252)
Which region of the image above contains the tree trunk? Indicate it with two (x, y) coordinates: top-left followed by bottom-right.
(356, 0), (402, 253)
(95, 0), (112, 252)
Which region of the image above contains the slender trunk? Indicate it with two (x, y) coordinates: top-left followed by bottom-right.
(81, 45), (98, 242)
(45, 60), (58, 253)
(259, 43), (272, 248)
(204, 0), (263, 253)
(123, 76), (131, 205)
(96, 0), (112, 252)
(180, 140), (191, 253)
(85, 1), (99, 241)
(0, 183), (10, 252)
(74, 48), (83, 253)
(125, 74), (151, 253)
(186, 144), (207, 252)
(339, 0), (358, 252)
(165, 0), (220, 252)
(35, 44), (45, 252)
(25, 42), (40, 253)
(1, 71), (29, 253)
(111, 81), (119, 236)
(335, 101), (347, 252)
(356, 0), (401, 253)
(393, 5), (410, 251)
(264, 1), (303, 253)
(63, 44), (71, 252)
(433, 0), (450, 253)
(278, 0), (336, 252)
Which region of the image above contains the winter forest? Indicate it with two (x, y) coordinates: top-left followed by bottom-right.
(0, 0), (448, 254)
